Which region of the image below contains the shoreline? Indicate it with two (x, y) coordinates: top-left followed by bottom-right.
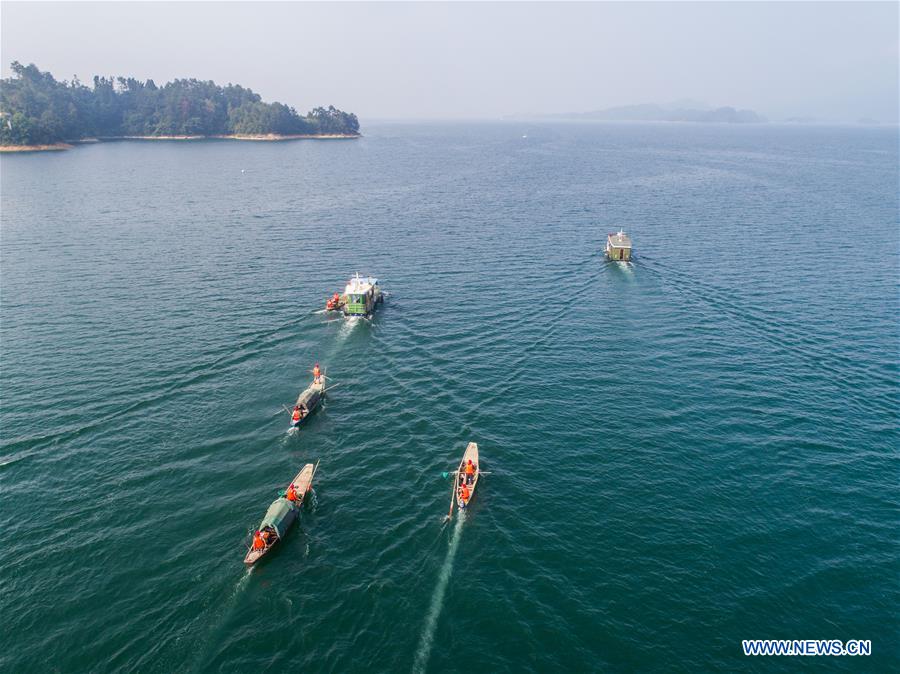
(99, 133), (361, 141)
(1, 133), (360, 152)
(0, 143), (74, 153)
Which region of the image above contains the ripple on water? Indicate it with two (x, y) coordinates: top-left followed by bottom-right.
(1, 122), (898, 672)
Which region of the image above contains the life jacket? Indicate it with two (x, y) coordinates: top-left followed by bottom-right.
(292, 409), (301, 422)
(287, 486), (297, 501)
(459, 485), (470, 501)
(465, 463), (475, 475)
(313, 366), (321, 379)
(252, 534), (265, 550)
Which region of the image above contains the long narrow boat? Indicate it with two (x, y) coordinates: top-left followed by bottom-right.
(290, 376), (326, 429)
(244, 461), (318, 565)
(447, 442), (479, 520)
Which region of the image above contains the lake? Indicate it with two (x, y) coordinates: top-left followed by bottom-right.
(1, 121), (897, 672)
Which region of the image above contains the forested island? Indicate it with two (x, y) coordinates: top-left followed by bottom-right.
(0, 62), (359, 150)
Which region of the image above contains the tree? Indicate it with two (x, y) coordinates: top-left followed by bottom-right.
(0, 62), (360, 145)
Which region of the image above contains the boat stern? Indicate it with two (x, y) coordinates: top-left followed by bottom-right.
(342, 275), (381, 316)
(344, 292), (370, 316)
(244, 544), (273, 565)
(606, 231), (632, 261)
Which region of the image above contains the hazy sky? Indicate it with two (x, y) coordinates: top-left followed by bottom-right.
(2, 1), (898, 122)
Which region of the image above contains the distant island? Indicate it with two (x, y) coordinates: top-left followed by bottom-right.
(0, 62), (360, 151)
(521, 102), (766, 124)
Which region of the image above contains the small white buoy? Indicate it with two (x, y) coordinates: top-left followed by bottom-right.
(241, 168), (246, 173)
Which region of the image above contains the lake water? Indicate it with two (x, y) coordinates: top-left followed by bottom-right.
(1, 122), (897, 672)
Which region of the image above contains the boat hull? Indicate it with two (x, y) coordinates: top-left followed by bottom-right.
(244, 537), (282, 565)
(243, 506), (297, 565)
(289, 380), (325, 428)
(455, 442), (480, 510)
(244, 463), (317, 565)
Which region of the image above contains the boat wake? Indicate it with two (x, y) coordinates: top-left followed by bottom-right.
(0, 453), (30, 469)
(335, 316), (359, 346)
(412, 512), (465, 674)
(186, 568), (254, 673)
(233, 566), (254, 595)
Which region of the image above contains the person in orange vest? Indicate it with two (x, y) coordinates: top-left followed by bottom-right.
(291, 405), (302, 424)
(459, 481), (470, 505)
(465, 459), (476, 485)
(332, 292), (340, 305)
(286, 484), (298, 502)
(252, 530), (265, 551)
(313, 363), (321, 384)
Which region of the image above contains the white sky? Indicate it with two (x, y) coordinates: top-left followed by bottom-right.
(2, 1), (898, 122)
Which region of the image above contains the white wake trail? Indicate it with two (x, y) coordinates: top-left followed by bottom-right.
(333, 315), (359, 348)
(412, 513), (465, 674)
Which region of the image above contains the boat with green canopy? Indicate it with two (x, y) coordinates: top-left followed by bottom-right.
(244, 461), (318, 565)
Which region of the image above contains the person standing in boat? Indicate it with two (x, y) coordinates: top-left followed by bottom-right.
(252, 530), (265, 551)
(313, 363), (322, 384)
(465, 459), (476, 485)
(291, 405), (302, 424)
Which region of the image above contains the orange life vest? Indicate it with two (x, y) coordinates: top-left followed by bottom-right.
(292, 409), (301, 422)
(252, 534), (265, 550)
(459, 484), (470, 501)
(313, 366), (321, 379)
(465, 463), (475, 475)
(287, 486), (297, 501)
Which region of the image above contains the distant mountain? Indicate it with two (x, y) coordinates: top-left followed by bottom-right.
(531, 103), (766, 124)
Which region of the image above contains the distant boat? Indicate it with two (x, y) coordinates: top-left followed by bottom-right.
(522, 134), (528, 139)
(606, 230), (633, 261)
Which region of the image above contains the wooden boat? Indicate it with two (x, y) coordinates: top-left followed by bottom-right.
(447, 442), (479, 519)
(244, 461), (318, 565)
(289, 376), (326, 428)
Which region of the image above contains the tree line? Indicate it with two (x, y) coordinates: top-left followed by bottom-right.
(0, 62), (359, 145)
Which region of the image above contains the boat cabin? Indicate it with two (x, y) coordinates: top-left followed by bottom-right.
(343, 274), (382, 316)
(606, 230), (632, 261)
